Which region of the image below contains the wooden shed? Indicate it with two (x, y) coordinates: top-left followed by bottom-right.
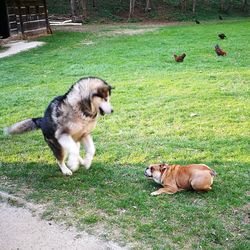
(0, 0), (51, 39)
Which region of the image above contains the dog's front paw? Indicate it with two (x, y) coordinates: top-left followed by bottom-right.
(151, 191), (160, 196)
(61, 167), (73, 176)
(84, 161), (92, 170)
(68, 164), (79, 172)
(67, 155), (79, 172)
(79, 157), (92, 170)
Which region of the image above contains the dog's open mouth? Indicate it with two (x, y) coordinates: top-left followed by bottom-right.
(144, 170), (153, 179)
(99, 107), (105, 116)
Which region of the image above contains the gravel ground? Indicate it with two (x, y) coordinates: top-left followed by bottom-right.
(0, 195), (125, 250)
(0, 41), (45, 59)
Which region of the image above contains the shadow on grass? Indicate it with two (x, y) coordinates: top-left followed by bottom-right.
(0, 160), (249, 207)
(0, 160), (249, 249)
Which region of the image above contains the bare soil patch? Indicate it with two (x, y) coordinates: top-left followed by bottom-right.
(100, 28), (157, 36)
(0, 191), (125, 250)
(50, 22), (181, 34)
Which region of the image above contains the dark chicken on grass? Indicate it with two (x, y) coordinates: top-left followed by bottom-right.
(218, 33), (226, 39)
(215, 44), (227, 56)
(174, 53), (186, 62)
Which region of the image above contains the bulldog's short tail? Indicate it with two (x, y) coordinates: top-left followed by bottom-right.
(3, 117), (43, 135)
(210, 170), (217, 177)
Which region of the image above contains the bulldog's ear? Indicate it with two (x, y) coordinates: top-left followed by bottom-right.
(160, 164), (169, 173)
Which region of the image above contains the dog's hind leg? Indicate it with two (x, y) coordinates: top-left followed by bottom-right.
(191, 173), (213, 192)
(79, 134), (95, 170)
(45, 137), (72, 176)
(57, 134), (80, 172)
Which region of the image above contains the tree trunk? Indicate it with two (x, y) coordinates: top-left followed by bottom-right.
(181, 0), (187, 12)
(242, 0), (248, 11)
(225, 0), (233, 12)
(70, 0), (76, 16)
(192, 0), (196, 13)
(145, 0), (152, 12)
(92, 0), (96, 8)
(220, 0), (224, 12)
(80, 0), (87, 18)
(129, 0), (136, 19)
(205, 0), (210, 7)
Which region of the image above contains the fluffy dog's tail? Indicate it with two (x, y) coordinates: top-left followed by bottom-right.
(3, 117), (43, 135)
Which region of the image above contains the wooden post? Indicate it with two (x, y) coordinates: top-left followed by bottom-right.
(43, 0), (52, 34)
(17, 1), (25, 38)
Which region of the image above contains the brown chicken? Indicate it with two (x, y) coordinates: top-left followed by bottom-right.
(174, 53), (186, 62)
(215, 44), (227, 56)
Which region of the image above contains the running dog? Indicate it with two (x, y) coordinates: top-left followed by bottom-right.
(4, 77), (114, 176)
(145, 163), (216, 195)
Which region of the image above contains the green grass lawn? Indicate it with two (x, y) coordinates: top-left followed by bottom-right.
(0, 20), (249, 249)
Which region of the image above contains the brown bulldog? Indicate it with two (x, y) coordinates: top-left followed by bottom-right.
(145, 163), (216, 196)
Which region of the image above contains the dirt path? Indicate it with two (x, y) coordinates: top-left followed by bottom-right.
(0, 41), (45, 59)
(51, 22), (181, 34)
(0, 193), (126, 250)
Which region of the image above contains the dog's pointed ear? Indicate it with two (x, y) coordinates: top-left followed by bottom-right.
(92, 87), (106, 99)
(108, 85), (114, 95)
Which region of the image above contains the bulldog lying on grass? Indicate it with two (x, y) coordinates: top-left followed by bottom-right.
(145, 163), (216, 196)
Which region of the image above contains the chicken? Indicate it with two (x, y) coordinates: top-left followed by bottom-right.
(219, 15), (223, 20)
(195, 19), (200, 24)
(218, 33), (226, 39)
(215, 44), (227, 56)
(174, 53), (186, 62)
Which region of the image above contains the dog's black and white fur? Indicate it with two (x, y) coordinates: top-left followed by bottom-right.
(4, 77), (113, 175)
